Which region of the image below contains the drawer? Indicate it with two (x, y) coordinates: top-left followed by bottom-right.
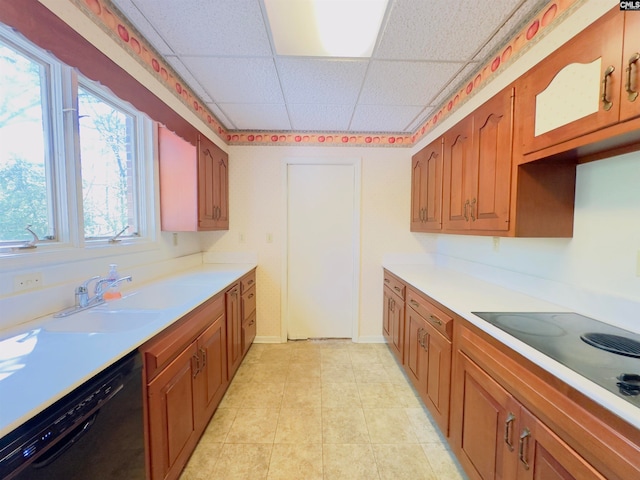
(241, 285), (256, 321)
(406, 287), (452, 339)
(240, 270), (256, 294)
(383, 270), (405, 300)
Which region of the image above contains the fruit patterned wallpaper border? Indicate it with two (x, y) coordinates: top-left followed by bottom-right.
(73, 0), (576, 148)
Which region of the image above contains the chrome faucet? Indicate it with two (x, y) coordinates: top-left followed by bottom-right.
(54, 275), (133, 317)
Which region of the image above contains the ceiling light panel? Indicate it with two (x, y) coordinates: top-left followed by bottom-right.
(265, 0), (388, 57)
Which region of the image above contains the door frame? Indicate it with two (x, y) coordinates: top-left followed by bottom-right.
(280, 157), (362, 343)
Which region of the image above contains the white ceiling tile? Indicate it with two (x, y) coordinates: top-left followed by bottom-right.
(359, 60), (464, 106)
(350, 104), (425, 132)
(430, 63), (480, 106)
(288, 104), (354, 132)
(375, 0), (524, 62)
(180, 57), (284, 104)
(277, 58), (368, 104)
(207, 103), (235, 129)
(165, 56), (212, 103)
(111, 0), (174, 54)
(473, 0), (549, 62)
(128, 0), (272, 56)
(406, 106), (435, 132)
(218, 103), (291, 130)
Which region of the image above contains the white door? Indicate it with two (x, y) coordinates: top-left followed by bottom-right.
(286, 161), (359, 339)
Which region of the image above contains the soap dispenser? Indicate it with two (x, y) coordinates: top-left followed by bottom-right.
(103, 263), (122, 300)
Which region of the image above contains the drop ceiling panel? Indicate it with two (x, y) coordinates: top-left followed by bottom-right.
(288, 104), (355, 132)
(180, 57), (284, 104)
(165, 56), (212, 103)
(207, 103), (234, 129)
(111, 0), (175, 54)
(375, 0), (529, 62)
(350, 104), (425, 133)
(219, 103), (291, 130)
(125, 0), (273, 56)
(359, 60), (464, 106)
(276, 58), (368, 104)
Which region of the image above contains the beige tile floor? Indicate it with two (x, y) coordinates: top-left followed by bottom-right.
(180, 340), (468, 480)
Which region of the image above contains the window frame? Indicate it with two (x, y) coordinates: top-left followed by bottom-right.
(0, 25), (158, 261)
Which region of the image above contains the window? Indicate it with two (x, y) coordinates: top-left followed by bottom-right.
(0, 26), (153, 250)
(0, 37), (54, 244)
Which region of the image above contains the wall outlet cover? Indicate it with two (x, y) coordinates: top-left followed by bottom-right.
(14, 272), (43, 292)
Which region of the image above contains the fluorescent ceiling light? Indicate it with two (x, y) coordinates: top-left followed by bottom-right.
(265, 0), (388, 57)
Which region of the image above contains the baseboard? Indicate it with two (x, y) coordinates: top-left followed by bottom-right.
(254, 336), (283, 344)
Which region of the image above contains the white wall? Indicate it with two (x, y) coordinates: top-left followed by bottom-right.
(200, 145), (435, 341)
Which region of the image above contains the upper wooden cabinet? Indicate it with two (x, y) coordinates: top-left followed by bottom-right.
(519, 8), (640, 161)
(410, 138), (443, 232)
(158, 126), (229, 231)
(197, 134), (229, 230)
(443, 86), (513, 233)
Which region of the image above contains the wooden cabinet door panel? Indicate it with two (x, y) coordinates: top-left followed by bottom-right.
(197, 312), (228, 425)
(518, 408), (605, 480)
(242, 311), (257, 357)
(621, 11), (640, 122)
(405, 308), (427, 390)
(443, 119), (473, 231)
(424, 322), (451, 435)
(411, 139), (443, 232)
(197, 135), (229, 230)
(390, 293), (404, 363)
(382, 287), (392, 341)
(455, 352), (519, 480)
(472, 88), (513, 231)
(520, 9), (624, 154)
(226, 283), (242, 379)
(147, 343), (198, 480)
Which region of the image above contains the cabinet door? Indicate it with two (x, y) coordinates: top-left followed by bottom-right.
(621, 11), (640, 122)
(424, 321), (452, 435)
(382, 287), (392, 342)
(517, 408), (605, 480)
(147, 343), (198, 480)
(470, 87), (513, 232)
(453, 351), (519, 480)
(443, 117), (473, 231)
(405, 308), (428, 390)
(520, 9), (624, 154)
(196, 312), (228, 426)
(390, 292), (405, 364)
(198, 135), (229, 230)
(242, 311), (257, 356)
(226, 283), (242, 379)
(410, 138), (443, 232)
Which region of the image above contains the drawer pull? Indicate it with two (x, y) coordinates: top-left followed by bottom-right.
(394, 286), (402, 293)
(384, 278), (390, 283)
(626, 52), (639, 102)
(249, 319), (255, 326)
(470, 198), (476, 222)
(463, 199), (470, 221)
(504, 412), (516, 452)
(601, 65), (615, 111)
(518, 428), (531, 470)
(248, 293), (254, 299)
(429, 315), (442, 326)
(247, 279), (254, 286)
(200, 348), (206, 369)
(410, 299), (420, 308)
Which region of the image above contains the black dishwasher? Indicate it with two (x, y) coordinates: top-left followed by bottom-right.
(0, 350), (145, 480)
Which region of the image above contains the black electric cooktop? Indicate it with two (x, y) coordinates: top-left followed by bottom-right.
(472, 312), (640, 407)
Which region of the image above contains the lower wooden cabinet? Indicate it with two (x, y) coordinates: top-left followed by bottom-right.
(382, 270), (405, 364)
(141, 269), (257, 480)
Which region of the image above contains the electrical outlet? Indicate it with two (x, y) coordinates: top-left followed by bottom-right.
(14, 272), (43, 292)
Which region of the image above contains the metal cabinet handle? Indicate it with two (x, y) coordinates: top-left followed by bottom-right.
(248, 293), (254, 299)
(192, 354), (200, 378)
(429, 315), (442, 326)
(626, 53), (639, 102)
(247, 279), (255, 286)
(518, 428), (531, 470)
(384, 278), (390, 284)
(601, 65), (615, 111)
(410, 299), (420, 309)
(249, 319), (255, 326)
(470, 198), (476, 222)
(504, 413), (516, 452)
(417, 327), (425, 349)
(394, 286), (402, 293)
(464, 200), (470, 221)
(200, 348), (206, 369)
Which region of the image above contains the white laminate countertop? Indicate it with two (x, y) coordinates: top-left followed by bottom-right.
(383, 262), (640, 431)
(0, 263), (256, 438)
